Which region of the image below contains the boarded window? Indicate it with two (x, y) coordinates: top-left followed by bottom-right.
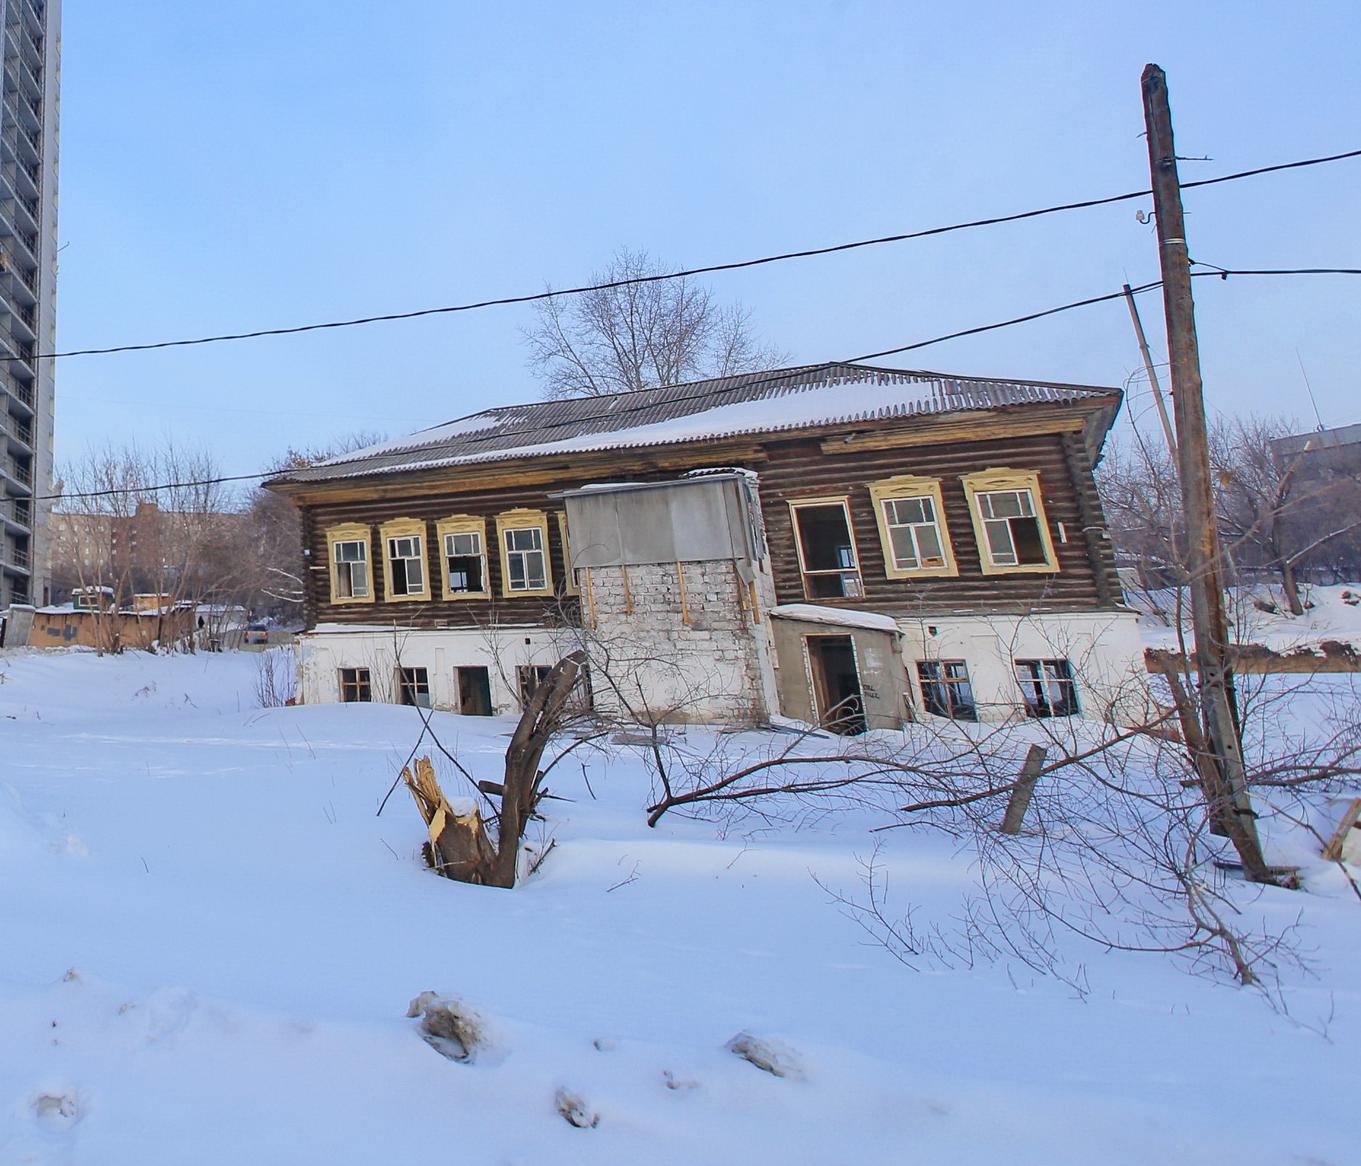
(1014, 658), (1079, 718)
(792, 501), (862, 599)
(339, 667), (371, 702)
(916, 660), (977, 721)
(333, 539), (370, 599)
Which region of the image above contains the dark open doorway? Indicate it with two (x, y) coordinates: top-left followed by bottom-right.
(456, 666), (493, 716)
(806, 635), (866, 734)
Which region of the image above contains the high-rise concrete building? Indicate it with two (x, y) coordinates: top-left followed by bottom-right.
(0, 0), (58, 610)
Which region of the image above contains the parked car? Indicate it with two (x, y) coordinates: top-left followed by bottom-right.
(242, 623), (270, 645)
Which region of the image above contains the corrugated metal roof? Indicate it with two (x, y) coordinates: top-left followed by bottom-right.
(274, 362), (1118, 486)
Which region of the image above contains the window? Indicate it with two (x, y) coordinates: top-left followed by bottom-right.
(1014, 658), (1079, 718)
(397, 667), (431, 707)
(379, 519), (431, 601)
(333, 540), (369, 598)
(436, 516), (488, 599)
(339, 667), (371, 703)
(496, 509), (553, 596)
(516, 662), (593, 713)
(915, 660), (977, 721)
(325, 524), (374, 604)
(789, 498), (862, 599)
(867, 476), (956, 579)
(517, 664), (554, 710)
(961, 469), (1058, 574)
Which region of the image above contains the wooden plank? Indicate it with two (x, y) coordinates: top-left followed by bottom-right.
(1322, 798), (1361, 862)
(1000, 745), (1047, 834)
(820, 412), (1086, 454)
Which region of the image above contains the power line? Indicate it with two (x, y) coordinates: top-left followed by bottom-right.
(13, 146), (1361, 367)
(38, 263), (1361, 502)
(37, 282), (1174, 501)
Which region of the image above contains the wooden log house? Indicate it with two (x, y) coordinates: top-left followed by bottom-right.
(264, 363), (1147, 729)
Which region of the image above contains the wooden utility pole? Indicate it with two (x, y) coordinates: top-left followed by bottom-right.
(1121, 283), (1178, 459)
(1140, 64), (1276, 884)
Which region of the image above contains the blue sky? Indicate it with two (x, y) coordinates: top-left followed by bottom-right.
(54, 1), (1361, 478)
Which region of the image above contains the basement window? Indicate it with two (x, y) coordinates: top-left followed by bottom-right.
(1014, 658), (1079, 718)
(397, 667), (431, 708)
(915, 660), (977, 721)
(790, 499), (862, 599)
(339, 667), (371, 703)
(516, 664), (554, 710)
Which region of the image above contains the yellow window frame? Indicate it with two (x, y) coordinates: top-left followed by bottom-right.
(556, 512), (580, 596)
(787, 495), (864, 600)
(324, 522), (375, 606)
(378, 517), (432, 602)
(960, 468), (1059, 575)
(867, 475), (958, 580)
(496, 508), (554, 598)
(434, 515), (490, 601)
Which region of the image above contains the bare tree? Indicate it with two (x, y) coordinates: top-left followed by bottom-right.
(523, 247), (784, 399)
(1213, 416), (1361, 615)
(53, 442), (248, 652)
(243, 433), (385, 620)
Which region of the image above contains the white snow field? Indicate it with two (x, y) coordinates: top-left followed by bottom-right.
(1, 648), (1359, 1166)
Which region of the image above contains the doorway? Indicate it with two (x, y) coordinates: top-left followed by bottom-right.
(456, 666), (493, 716)
(805, 635), (866, 734)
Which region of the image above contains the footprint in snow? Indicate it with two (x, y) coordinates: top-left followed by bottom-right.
(143, 987), (198, 1046)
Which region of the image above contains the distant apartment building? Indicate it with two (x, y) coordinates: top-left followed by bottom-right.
(0, 0), (58, 609)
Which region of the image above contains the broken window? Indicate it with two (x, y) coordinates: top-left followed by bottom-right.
(339, 667), (371, 703)
(386, 534), (426, 597)
(443, 530), (485, 595)
(516, 664), (554, 710)
(880, 494), (947, 572)
(791, 500), (862, 599)
(332, 539), (369, 599)
(515, 662), (593, 714)
(915, 660), (977, 721)
(1014, 658), (1079, 718)
(975, 488), (1049, 568)
(397, 666), (431, 707)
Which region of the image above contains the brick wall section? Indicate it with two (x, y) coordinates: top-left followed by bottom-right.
(585, 558), (771, 724)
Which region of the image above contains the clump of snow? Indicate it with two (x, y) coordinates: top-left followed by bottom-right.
(554, 1086), (601, 1129)
(726, 1031), (804, 1080)
(769, 603), (901, 633)
(406, 992), (487, 1063)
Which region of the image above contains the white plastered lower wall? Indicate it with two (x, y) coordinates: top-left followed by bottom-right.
(296, 623), (586, 714)
(895, 609), (1152, 725)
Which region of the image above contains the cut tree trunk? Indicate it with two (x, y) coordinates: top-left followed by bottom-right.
(403, 756), (496, 884)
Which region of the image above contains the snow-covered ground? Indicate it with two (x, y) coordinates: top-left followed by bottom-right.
(1136, 581), (1361, 652)
(1, 648), (1359, 1165)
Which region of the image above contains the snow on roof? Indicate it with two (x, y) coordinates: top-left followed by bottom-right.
(769, 604), (902, 634)
(273, 362), (1118, 487)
